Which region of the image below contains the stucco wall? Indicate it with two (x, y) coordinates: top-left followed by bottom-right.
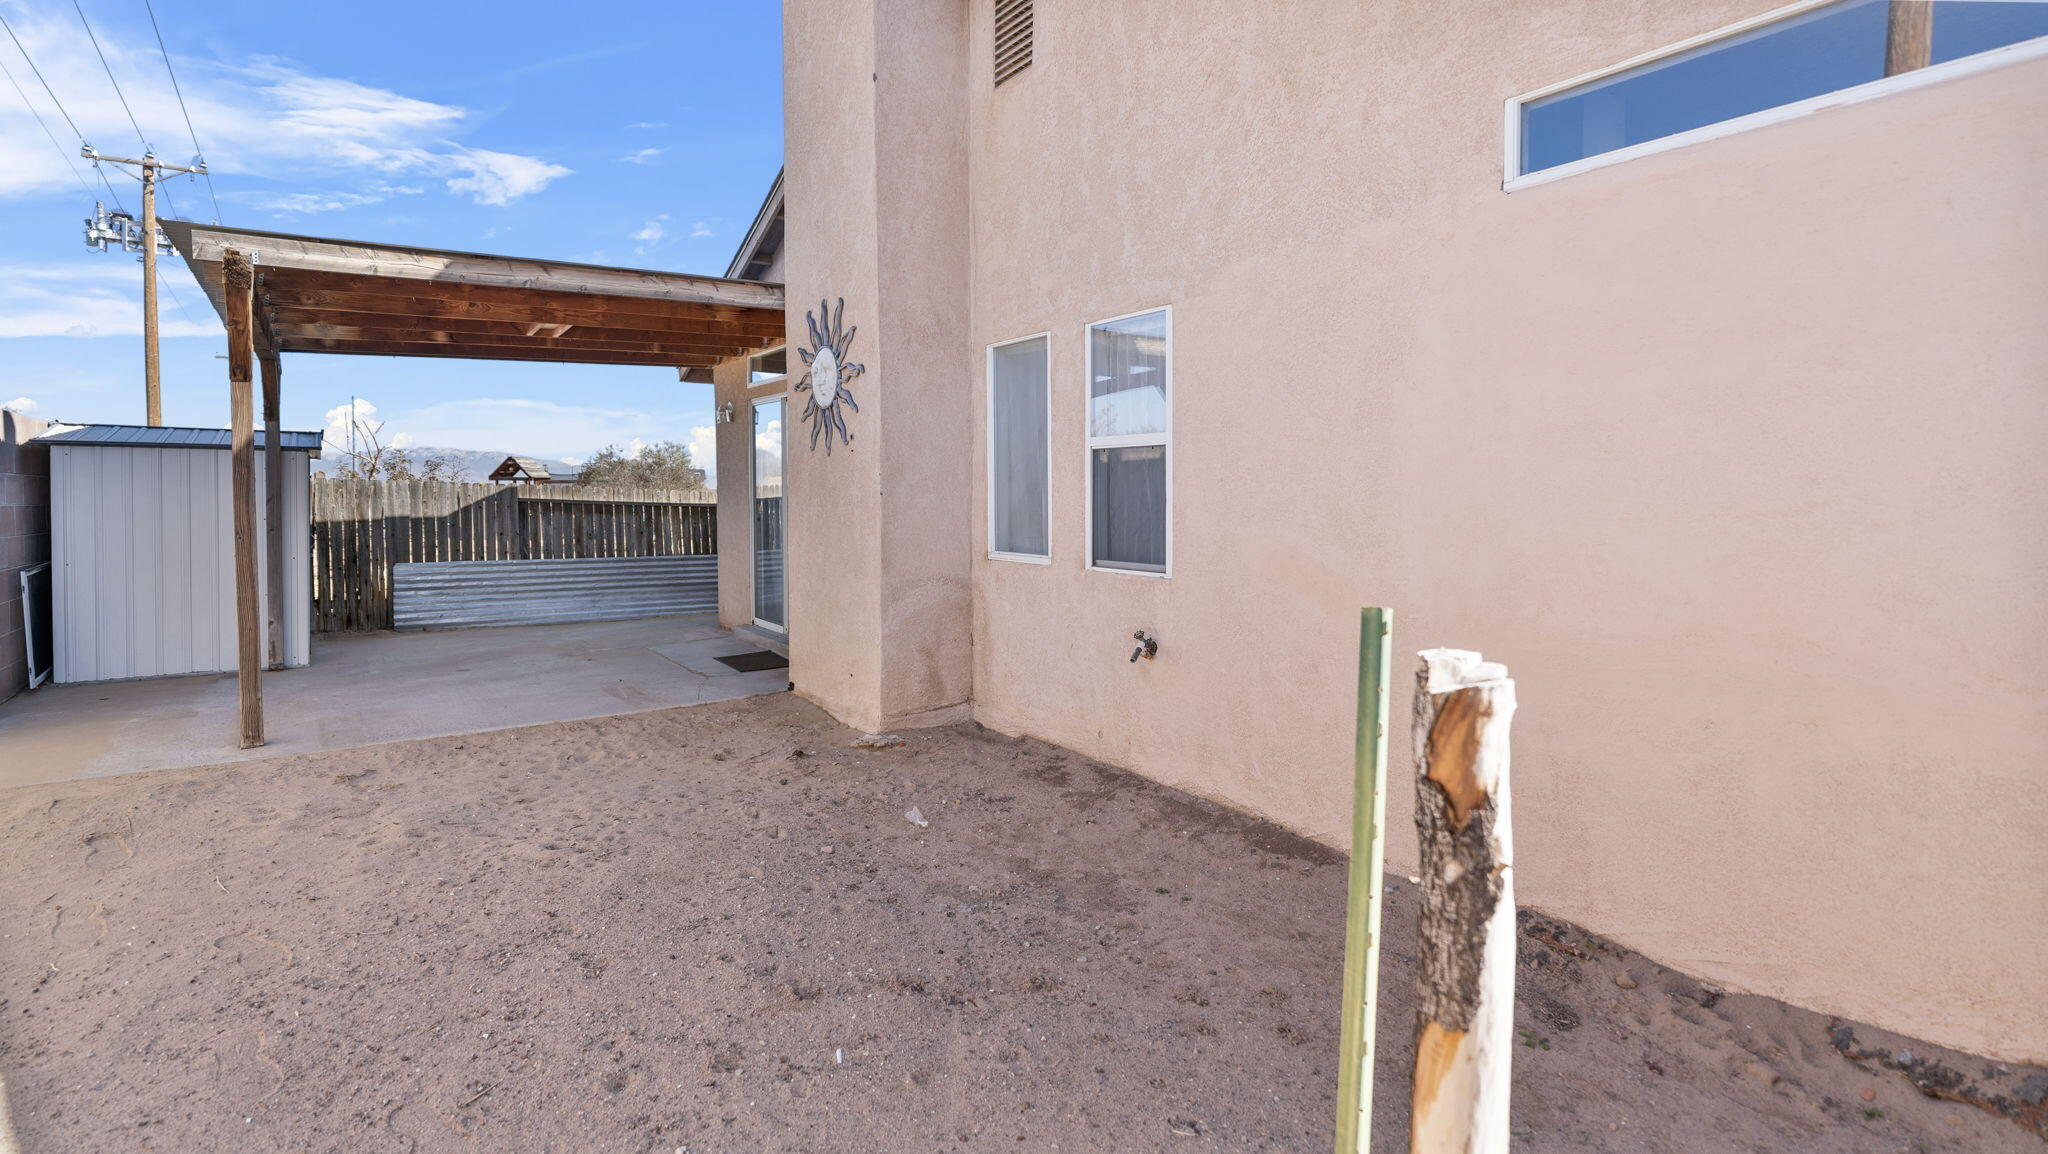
(957, 2), (2046, 1060)
(783, 0), (2048, 1060)
(783, 0), (975, 734)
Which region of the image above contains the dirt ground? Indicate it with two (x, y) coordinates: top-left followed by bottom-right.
(0, 693), (2039, 1152)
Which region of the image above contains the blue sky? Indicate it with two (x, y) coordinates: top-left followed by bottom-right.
(0, 0), (783, 481)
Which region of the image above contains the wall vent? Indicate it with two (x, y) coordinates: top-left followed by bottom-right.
(994, 0), (1032, 87)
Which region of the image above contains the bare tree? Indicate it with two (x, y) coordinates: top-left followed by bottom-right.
(329, 411), (467, 482)
(576, 440), (707, 491)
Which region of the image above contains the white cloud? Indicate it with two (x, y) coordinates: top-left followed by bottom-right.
(689, 424), (717, 486)
(619, 147), (665, 165)
(624, 436), (646, 460)
(322, 397), (412, 455)
(690, 220), (713, 238)
(239, 183), (424, 214)
(0, 263), (218, 338)
(3, 396), (38, 413)
(624, 121), (669, 130)
(0, 10), (569, 207)
(442, 148), (572, 206)
(631, 215), (670, 255)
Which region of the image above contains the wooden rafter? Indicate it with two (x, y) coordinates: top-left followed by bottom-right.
(296, 341), (725, 368)
(263, 309), (775, 348)
(273, 325), (750, 358)
(255, 269), (786, 329)
(164, 221), (781, 310)
(260, 291), (781, 340)
(162, 221), (785, 371)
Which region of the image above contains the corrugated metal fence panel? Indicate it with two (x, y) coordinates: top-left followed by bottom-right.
(391, 555), (717, 631)
(309, 479), (716, 632)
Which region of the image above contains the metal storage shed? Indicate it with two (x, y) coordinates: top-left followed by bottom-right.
(40, 424), (319, 683)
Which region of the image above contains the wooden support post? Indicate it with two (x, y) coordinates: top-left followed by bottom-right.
(224, 249), (265, 748)
(1410, 648), (1516, 1154)
(1885, 1), (1933, 76)
(1335, 607), (1394, 1154)
(140, 157), (162, 427)
(260, 349), (286, 671)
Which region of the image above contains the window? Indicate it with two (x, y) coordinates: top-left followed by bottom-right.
(1508, 0), (2048, 187)
(1086, 308), (1169, 575)
(988, 334), (1050, 561)
(749, 346), (787, 384)
(995, 0), (1033, 87)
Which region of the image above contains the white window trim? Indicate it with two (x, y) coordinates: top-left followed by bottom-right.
(1083, 305), (1172, 579)
(749, 344), (789, 385)
(1503, 0), (2048, 192)
(750, 394), (787, 635)
(987, 330), (1054, 565)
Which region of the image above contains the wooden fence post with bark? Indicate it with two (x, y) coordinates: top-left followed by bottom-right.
(1410, 648), (1516, 1153)
(223, 248), (264, 749)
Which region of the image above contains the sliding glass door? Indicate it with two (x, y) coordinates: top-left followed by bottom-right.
(752, 397), (786, 632)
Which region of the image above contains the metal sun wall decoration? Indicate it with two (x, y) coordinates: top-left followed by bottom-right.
(795, 297), (866, 453)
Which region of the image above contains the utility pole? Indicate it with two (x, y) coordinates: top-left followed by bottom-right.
(82, 145), (207, 427)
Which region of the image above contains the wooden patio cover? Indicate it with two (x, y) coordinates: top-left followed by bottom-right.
(157, 221), (784, 752)
(162, 221), (786, 370)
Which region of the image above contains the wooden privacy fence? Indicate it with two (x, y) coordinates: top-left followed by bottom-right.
(311, 478), (716, 632)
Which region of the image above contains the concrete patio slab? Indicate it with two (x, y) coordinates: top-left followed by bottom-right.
(650, 630), (784, 677)
(0, 614), (787, 789)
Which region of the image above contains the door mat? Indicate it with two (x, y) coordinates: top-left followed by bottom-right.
(715, 649), (789, 672)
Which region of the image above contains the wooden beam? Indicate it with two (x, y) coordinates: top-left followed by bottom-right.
(260, 350), (285, 672)
(1885, 1), (1933, 75)
(1335, 607), (1394, 1154)
(275, 339), (723, 368)
(1410, 649), (1516, 1153)
(223, 249), (264, 748)
(255, 265), (786, 324)
(163, 221), (784, 310)
(268, 305), (778, 346)
(265, 308), (778, 348)
(258, 279), (786, 338)
(270, 324), (755, 359)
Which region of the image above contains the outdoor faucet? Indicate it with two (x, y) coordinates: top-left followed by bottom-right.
(1130, 631), (1158, 663)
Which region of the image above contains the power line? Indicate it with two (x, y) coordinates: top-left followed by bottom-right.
(0, 10), (202, 339)
(142, 0), (221, 222)
(0, 9), (82, 138)
(0, 8), (128, 214)
(0, 51), (97, 197)
(71, 0), (147, 149)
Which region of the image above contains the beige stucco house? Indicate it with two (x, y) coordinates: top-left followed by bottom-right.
(702, 0), (2048, 1063)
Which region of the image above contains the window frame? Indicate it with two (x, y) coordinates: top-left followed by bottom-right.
(748, 344), (788, 385)
(986, 330), (1055, 565)
(1503, 0), (2048, 192)
(750, 393), (787, 634)
(1083, 305), (1172, 579)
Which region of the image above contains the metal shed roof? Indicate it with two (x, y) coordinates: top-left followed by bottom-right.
(37, 424), (324, 456)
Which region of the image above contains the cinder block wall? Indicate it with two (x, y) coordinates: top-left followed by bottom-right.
(0, 409), (51, 702)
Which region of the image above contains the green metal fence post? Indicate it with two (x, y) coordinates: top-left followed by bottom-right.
(1335, 606), (1393, 1154)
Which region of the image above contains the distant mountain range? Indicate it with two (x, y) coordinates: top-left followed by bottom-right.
(310, 446), (576, 483)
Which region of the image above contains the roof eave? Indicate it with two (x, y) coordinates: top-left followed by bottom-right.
(725, 168), (785, 281)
